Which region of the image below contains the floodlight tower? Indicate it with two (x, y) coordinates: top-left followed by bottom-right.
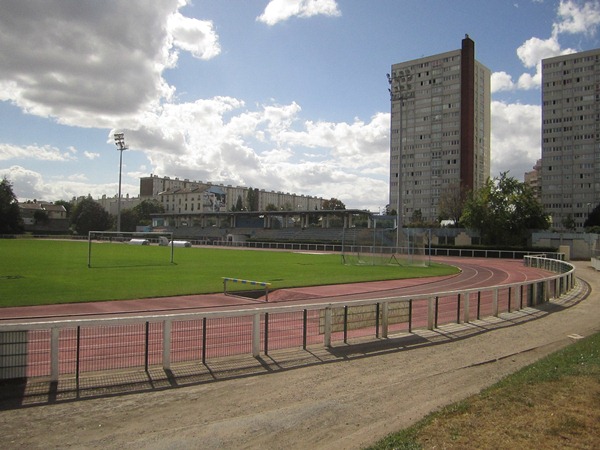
(114, 132), (128, 232)
(387, 71), (412, 252)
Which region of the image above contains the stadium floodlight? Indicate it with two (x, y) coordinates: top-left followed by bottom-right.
(114, 132), (128, 232)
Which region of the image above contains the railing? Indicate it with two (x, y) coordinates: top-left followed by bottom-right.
(0, 256), (575, 382)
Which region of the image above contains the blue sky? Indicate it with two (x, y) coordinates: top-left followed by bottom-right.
(2, 0), (600, 212)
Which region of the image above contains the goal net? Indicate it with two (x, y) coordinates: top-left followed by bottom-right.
(87, 230), (175, 268)
(341, 228), (429, 266)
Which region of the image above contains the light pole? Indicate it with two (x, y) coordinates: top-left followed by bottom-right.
(387, 70), (413, 253)
(114, 132), (128, 232)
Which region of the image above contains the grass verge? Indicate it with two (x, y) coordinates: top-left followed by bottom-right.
(0, 240), (458, 307)
(366, 331), (600, 449)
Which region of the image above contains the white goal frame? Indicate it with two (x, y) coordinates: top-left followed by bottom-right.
(87, 230), (175, 268)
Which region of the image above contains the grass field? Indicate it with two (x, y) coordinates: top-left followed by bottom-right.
(0, 239), (459, 307)
(367, 331), (600, 449)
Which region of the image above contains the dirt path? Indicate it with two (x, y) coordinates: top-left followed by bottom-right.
(2, 262), (599, 450)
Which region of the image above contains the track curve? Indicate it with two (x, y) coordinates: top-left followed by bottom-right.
(0, 257), (556, 322)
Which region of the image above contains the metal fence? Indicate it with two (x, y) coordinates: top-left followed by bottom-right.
(0, 255), (575, 383)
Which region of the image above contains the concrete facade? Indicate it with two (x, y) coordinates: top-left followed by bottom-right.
(388, 35), (490, 225)
(541, 49), (600, 231)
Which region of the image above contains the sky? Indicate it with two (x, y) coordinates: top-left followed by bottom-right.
(2, 0), (600, 213)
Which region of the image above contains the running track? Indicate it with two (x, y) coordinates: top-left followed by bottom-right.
(0, 257), (553, 322)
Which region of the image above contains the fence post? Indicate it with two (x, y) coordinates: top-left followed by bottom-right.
(463, 292), (470, 323)
(302, 310), (308, 350)
(324, 307), (332, 347)
(51, 327), (59, 382)
(252, 313), (260, 357)
(375, 303), (380, 339)
(493, 288), (499, 317)
(264, 312), (269, 355)
(202, 317), (207, 365)
(382, 302), (389, 338)
(427, 297), (435, 330)
(162, 320), (171, 371)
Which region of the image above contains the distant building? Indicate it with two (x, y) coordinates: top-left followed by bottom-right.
(95, 194), (141, 216)
(388, 35), (491, 225)
(524, 159), (542, 201)
(18, 201), (69, 233)
(139, 174), (323, 214)
(541, 48), (600, 230)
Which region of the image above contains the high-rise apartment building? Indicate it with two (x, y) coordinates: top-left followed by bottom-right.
(388, 36), (490, 226)
(541, 49), (600, 231)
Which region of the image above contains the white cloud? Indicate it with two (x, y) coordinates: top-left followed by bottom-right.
(500, 1), (600, 92)
(113, 97), (389, 210)
(554, 0), (600, 35)
(517, 36), (562, 68)
(167, 12), (221, 60)
(0, 165), (137, 202)
(491, 71), (516, 93)
(490, 101), (541, 179)
(84, 151), (100, 160)
(0, 0), (215, 128)
(257, 0), (341, 26)
(0, 143), (76, 161)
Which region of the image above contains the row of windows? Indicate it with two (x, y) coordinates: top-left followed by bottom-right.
(542, 94), (597, 104)
(542, 54), (599, 70)
(544, 76), (599, 86)
(543, 124), (598, 133)
(543, 114), (598, 124)
(546, 163), (596, 170)
(544, 68), (597, 79)
(543, 133), (599, 142)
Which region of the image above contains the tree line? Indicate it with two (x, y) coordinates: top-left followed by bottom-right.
(2, 174), (600, 246)
(0, 177), (163, 235)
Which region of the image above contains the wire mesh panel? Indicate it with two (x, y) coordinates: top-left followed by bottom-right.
(386, 300), (411, 334)
(476, 290), (495, 318)
(304, 309), (325, 347)
(261, 311), (305, 352)
(171, 319), (204, 364)
(327, 304), (379, 344)
(435, 294), (460, 326)
(204, 316), (253, 359)
(0, 330), (49, 379)
(57, 327), (77, 375)
(23, 329), (50, 378)
(76, 323), (152, 374)
(497, 287), (510, 314)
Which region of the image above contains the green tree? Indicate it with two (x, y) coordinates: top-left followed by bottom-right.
(55, 200), (72, 218)
(322, 198), (346, 210)
(0, 177), (24, 234)
(33, 209), (49, 225)
(246, 187), (259, 211)
(409, 209), (425, 227)
(232, 195), (244, 212)
(118, 209), (139, 232)
(584, 203), (600, 228)
(562, 213), (576, 232)
(438, 183), (468, 227)
(461, 172), (549, 246)
(70, 196), (111, 235)
(133, 199), (164, 226)
(265, 203), (278, 211)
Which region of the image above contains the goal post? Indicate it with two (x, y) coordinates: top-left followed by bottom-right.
(87, 230), (175, 268)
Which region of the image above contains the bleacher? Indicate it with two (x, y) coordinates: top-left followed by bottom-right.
(167, 225), (382, 245)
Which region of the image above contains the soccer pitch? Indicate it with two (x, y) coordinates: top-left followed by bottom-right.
(0, 240), (459, 307)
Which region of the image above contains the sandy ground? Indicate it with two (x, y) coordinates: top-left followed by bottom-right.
(1, 261), (599, 450)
